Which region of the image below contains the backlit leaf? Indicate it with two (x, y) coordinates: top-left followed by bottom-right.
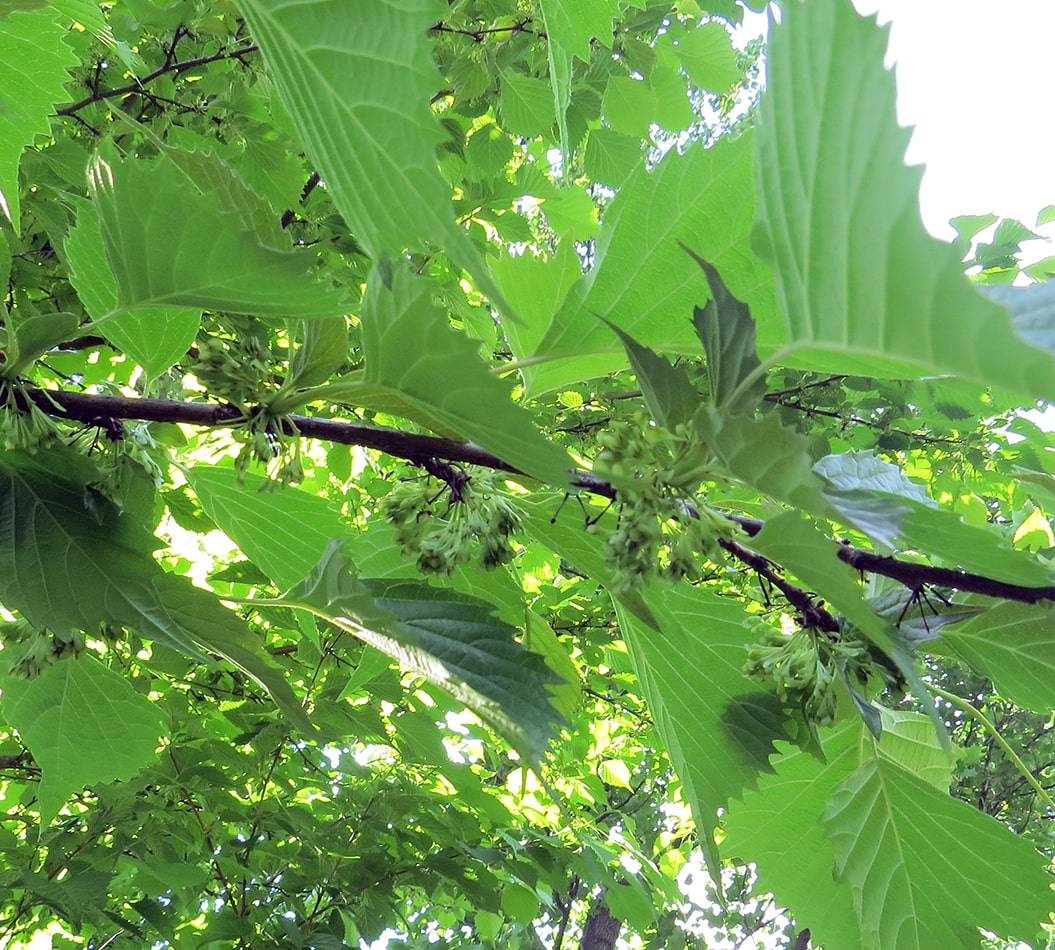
(0, 653), (165, 826)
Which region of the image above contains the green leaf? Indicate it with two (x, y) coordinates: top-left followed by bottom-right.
(582, 127), (642, 188)
(65, 200), (201, 379)
(187, 465), (346, 591)
(2, 312), (80, 378)
(617, 585), (789, 856)
(489, 237), (582, 361)
(237, 0), (501, 304)
(285, 541), (568, 763)
(670, 20), (741, 92)
(815, 456), (1055, 585)
(87, 154), (347, 320)
(0, 449), (310, 732)
(527, 132), (775, 395)
(0, 8), (77, 230)
(283, 316), (350, 392)
(0, 653), (164, 826)
(362, 265), (572, 487)
(602, 320), (700, 429)
(749, 510), (888, 642)
(755, 0), (1055, 399)
(600, 76), (656, 138)
(724, 724), (864, 950)
(685, 250), (766, 414)
(700, 410), (834, 518)
(940, 601), (1055, 712)
(499, 72), (556, 139)
(824, 756), (1053, 950)
(876, 708), (954, 791)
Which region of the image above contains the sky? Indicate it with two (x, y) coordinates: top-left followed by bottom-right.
(739, 1), (1054, 261)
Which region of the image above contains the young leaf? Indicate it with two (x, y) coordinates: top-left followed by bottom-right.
(602, 319), (701, 429)
(756, 0), (1055, 399)
(284, 541), (568, 763)
(87, 154), (348, 320)
(824, 756), (1053, 950)
(0, 450), (310, 732)
(683, 248), (766, 414)
(362, 265), (573, 487)
(0, 652), (165, 826)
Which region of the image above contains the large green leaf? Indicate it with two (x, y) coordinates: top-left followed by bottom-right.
(0, 653), (165, 826)
(617, 586), (788, 864)
(520, 495), (786, 853)
(525, 132), (776, 394)
(0, 8), (76, 230)
(87, 154), (347, 320)
(939, 601), (1055, 712)
(284, 542), (567, 763)
(187, 465), (346, 591)
(0, 449), (310, 731)
(65, 200), (201, 380)
(237, 0), (498, 301)
(362, 266), (573, 487)
(755, 0), (1055, 399)
(824, 756), (1052, 950)
(723, 724), (864, 949)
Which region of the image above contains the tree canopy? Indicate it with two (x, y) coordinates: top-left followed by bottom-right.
(1, 0), (1055, 948)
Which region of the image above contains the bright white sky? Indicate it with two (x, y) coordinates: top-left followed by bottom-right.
(740, 1), (1054, 260)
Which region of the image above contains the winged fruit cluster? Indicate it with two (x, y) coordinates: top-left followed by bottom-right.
(382, 467), (522, 575)
(744, 627), (872, 726)
(592, 414), (735, 592)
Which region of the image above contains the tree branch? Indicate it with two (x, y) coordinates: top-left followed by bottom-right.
(21, 387), (1055, 607)
(56, 44), (259, 116)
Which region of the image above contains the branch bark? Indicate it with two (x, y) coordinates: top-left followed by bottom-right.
(21, 387), (1055, 607)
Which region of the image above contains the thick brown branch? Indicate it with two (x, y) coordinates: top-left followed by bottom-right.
(21, 388), (1055, 607)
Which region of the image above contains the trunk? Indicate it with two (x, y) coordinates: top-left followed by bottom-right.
(580, 897), (620, 950)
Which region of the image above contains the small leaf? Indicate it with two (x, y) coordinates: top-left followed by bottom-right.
(671, 20), (741, 92)
(684, 248), (766, 414)
(602, 319), (700, 429)
(0, 653), (165, 826)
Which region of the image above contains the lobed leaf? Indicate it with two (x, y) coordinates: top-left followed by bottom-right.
(525, 132), (776, 394)
(824, 756), (1053, 950)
